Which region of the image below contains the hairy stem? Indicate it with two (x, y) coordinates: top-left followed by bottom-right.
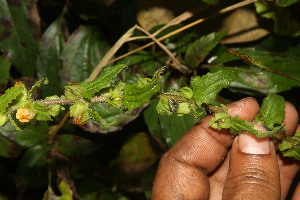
(40, 96), (108, 106)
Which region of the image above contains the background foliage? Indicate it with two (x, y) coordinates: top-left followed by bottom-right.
(0, 0), (300, 199)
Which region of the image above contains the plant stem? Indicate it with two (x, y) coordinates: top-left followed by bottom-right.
(159, 93), (185, 101)
(40, 96), (108, 106)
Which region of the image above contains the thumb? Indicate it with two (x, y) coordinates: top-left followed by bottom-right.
(223, 130), (280, 200)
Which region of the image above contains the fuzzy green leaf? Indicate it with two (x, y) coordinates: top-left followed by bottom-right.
(185, 32), (226, 68)
(64, 84), (84, 100)
(191, 70), (238, 107)
(210, 114), (285, 138)
(0, 85), (26, 114)
(157, 97), (172, 115)
(279, 132), (300, 159)
(81, 64), (127, 99)
(255, 94), (285, 130)
(34, 102), (52, 121)
(124, 68), (164, 110)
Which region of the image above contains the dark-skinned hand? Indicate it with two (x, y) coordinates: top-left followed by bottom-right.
(152, 98), (300, 200)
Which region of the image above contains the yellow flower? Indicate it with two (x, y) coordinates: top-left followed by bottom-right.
(16, 107), (36, 123)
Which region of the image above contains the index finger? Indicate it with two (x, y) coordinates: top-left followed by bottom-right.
(152, 98), (260, 200)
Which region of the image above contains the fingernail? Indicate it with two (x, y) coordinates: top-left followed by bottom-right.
(238, 133), (270, 155)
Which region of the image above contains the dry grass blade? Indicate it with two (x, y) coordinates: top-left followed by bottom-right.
(136, 25), (190, 73)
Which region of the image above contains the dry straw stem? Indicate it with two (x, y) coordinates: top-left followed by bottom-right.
(135, 25), (190, 73)
(88, 0), (259, 81)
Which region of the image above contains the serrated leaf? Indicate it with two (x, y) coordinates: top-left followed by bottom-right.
(53, 134), (98, 157)
(0, 134), (21, 158)
(184, 32), (226, 68)
(81, 64), (127, 99)
(34, 102), (52, 121)
(191, 70), (238, 107)
(156, 97), (172, 115)
(0, 84), (26, 114)
(255, 94), (285, 130)
(124, 68), (164, 110)
(229, 116), (285, 138)
(210, 113), (285, 138)
(0, 0), (39, 76)
(60, 25), (111, 84)
(37, 17), (65, 97)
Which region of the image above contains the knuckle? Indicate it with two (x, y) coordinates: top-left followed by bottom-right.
(224, 167), (280, 200)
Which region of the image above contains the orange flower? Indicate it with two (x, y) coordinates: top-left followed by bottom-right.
(16, 107), (36, 123)
(14, 81), (23, 87)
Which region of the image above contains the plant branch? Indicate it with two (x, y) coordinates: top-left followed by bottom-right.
(40, 96), (108, 106)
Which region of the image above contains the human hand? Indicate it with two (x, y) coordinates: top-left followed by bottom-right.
(152, 98), (300, 200)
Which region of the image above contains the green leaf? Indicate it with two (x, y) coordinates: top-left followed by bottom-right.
(37, 17), (65, 97)
(279, 132), (300, 159)
(60, 25), (111, 84)
(144, 100), (199, 147)
(124, 68), (164, 110)
(231, 117), (286, 138)
(210, 48), (300, 94)
(255, 94), (285, 130)
(0, 0), (39, 76)
(82, 102), (145, 133)
(119, 51), (166, 83)
(255, 2), (300, 36)
(191, 70), (238, 107)
(210, 114), (286, 138)
(118, 132), (159, 175)
(0, 134), (21, 158)
(0, 55), (10, 85)
(13, 122), (48, 147)
(81, 64), (127, 99)
(184, 32), (226, 68)
(16, 145), (48, 187)
(53, 134), (98, 157)
(34, 102), (52, 121)
(64, 84), (84, 100)
(157, 97), (172, 115)
(44, 95), (64, 117)
(0, 84), (26, 114)
(273, 0), (300, 7)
